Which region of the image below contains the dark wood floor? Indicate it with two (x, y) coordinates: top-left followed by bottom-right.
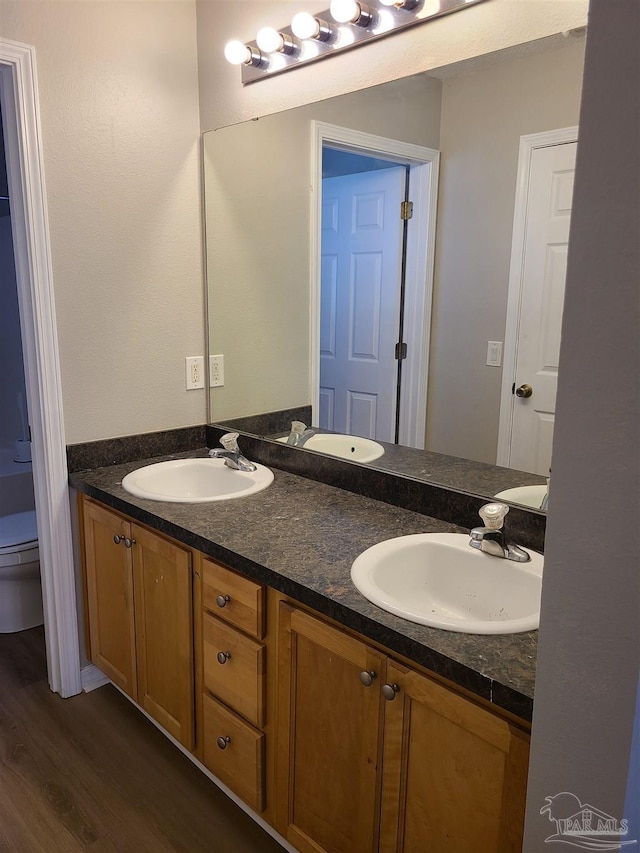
(0, 628), (286, 852)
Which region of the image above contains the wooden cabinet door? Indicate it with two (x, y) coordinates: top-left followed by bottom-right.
(277, 604), (385, 853)
(82, 500), (137, 698)
(379, 660), (529, 853)
(132, 524), (194, 750)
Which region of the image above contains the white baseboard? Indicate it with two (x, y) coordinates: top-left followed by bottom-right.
(80, 663), (109, 693)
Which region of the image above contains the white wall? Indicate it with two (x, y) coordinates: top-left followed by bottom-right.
(0, 0), (204, 443)
(523, 0), (639, 844)
(197, 0), (588, 130)
(427, 38), (585, 463)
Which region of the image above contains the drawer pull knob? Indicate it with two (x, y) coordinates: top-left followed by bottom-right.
(113, 534), (124, 545)
(382, 683), (400, 701)
(216, 594), (231, 608)
(217, 736), (231, 750)
(123, 537), (136, 549)
(216, 650), (232, 665)
(359, 670), (377, 687)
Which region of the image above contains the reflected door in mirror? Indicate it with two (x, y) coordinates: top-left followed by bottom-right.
(508, 141), (577, 475)
(319, 166), (405, 442)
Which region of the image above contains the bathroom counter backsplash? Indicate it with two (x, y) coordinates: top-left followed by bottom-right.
(69, 447), (537, 722)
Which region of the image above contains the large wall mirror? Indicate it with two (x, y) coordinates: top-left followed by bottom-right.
(204, 30), (586, 512)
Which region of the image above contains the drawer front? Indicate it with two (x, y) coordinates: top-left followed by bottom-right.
(202, 559), (265, 639)
(203, 614), (266, 727)
(203, 694), (265, 813)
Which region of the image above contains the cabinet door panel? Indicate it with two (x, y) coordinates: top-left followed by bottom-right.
(380, 661), (529, 853)
(133, 525), (194, 750)
(82, 501), (137, 697)
(277, 604), (385, 853)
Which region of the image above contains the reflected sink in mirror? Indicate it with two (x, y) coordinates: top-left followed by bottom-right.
(351, 533), (543, 634)
(276, 433), (384, 463)
(121, 458), (273, 503)
(494, 485), (548, 510)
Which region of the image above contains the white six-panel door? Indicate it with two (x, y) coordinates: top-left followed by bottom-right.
(319, 167), (405, 441)
(505, 139), (577, 475)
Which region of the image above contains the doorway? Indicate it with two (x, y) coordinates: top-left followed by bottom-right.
(498, 127), (579, 475)
(311, 122), (439, 449)
(0, 39), (81, 696)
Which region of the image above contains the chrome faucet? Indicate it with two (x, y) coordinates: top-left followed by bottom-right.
(208, 432), (257, 472)
(469, 503), (531, 562)
(287, 421), (315, 447)
(540, 473), (551, 511)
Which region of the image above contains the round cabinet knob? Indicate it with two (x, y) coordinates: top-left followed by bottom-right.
(359, 670), (378, 687)
(216, 594), (231, 608)
(123, 537), (136, 549)
(515, 383), (533, 399)
(216, 736), (231, 750)
(382, 683), (400, 701)
(113, 534), (124, 545)
(216, 650), (232, 665)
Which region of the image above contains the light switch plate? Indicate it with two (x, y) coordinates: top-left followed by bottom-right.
(486, 341), (503, 367)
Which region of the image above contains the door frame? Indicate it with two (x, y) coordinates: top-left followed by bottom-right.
(0, 39), (81, 696)
(310, 122), (439, 449)
(496, 126), (579, 468)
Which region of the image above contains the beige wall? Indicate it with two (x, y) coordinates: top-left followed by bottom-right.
(426, 37), (585, 462)
(0, 0), (204, 443)
(205, 75), (442, 422)
(197, 0), (588, 130)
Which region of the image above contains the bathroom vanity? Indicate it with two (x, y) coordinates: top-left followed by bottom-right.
(72, 445), (536, 853)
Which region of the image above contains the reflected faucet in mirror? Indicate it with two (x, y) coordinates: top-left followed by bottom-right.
(287, 421), (315, 447)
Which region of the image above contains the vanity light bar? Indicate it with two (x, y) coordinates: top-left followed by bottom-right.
(225, 0), (488, 84)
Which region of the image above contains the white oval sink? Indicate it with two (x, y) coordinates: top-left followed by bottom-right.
(351, 533), (543, 634)
(121, 458), (273, 503)
(278, 433), (384, 463)
(494, 485), (547, 510)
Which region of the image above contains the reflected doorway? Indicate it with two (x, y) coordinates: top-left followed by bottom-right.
(311, 122), (439, 449)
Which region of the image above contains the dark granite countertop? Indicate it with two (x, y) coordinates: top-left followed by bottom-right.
(70, 449), (537, 722)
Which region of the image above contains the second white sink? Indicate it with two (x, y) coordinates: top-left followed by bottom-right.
(121, 457), (273, 503)
(278, 433), (384, 463)
(351, 533), (543, 634)
(494, 485), (547, 510)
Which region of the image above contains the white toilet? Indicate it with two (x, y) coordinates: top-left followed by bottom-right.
(0, 510), (43, 633)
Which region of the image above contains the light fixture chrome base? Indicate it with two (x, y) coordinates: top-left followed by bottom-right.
(238, 0), (487, 84)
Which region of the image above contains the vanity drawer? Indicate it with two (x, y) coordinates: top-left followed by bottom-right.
(202, 559), (265, 639)
(203, 613), (266, 728)
(202, 693), (265, 813)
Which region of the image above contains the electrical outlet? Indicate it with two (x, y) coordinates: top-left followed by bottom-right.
(210, 354), (225, 387)
(185, 356), (204, 390)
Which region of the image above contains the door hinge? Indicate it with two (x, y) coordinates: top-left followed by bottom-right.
(395, 342), (408, 360)
(400, 200), (413, 221)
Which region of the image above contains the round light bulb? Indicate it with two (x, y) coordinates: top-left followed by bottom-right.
(256, 26), (284, 53)
(224, 40), (252, 65)
(291, 12), (321, 40)
(330, 0), (361, 24)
